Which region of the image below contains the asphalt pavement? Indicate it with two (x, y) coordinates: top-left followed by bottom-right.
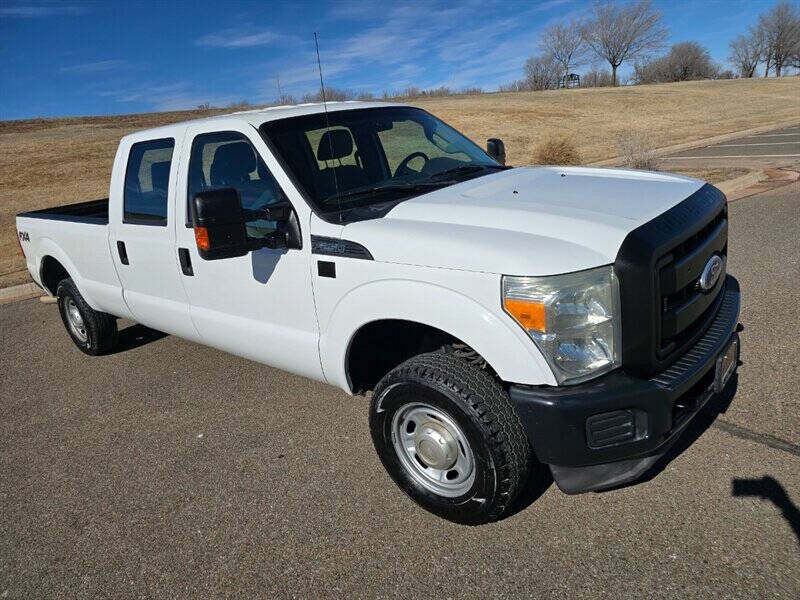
(1, 185), (798, 598)
(661, 125), (800, 171)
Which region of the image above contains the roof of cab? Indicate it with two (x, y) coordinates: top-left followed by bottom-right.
(122, 101), (406, 142)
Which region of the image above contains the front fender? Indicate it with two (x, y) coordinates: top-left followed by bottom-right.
(320, 279), (557, 393)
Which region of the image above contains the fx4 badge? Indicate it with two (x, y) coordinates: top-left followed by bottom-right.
(18, 231), (30, 243)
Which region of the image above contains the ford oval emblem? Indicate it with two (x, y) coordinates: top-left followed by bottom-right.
(698, 255), (724, 292)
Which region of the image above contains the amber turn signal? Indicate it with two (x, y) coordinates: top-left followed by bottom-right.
(194, 226), (210, 251)
(503, 298), (546, 332)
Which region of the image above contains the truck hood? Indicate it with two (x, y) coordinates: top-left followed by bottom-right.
(341, 166), (705, 275)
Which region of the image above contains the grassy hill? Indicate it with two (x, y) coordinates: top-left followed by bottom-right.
(2, 77), (799, 286)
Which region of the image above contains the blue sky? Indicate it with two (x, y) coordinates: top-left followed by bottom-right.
(0, 0), (786, 120)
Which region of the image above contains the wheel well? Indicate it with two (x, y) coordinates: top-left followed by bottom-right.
(40, 256), (70, 295)
(347, 320), (482, 394)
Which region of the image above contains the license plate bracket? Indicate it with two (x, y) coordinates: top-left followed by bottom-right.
(714, 335), (739, 394)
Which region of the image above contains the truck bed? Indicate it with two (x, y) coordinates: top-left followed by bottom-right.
(18, 198), (109, 225)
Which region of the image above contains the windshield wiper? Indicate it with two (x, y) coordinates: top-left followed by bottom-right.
(426, 164), (506, 181)
(322, 181), (448, 205)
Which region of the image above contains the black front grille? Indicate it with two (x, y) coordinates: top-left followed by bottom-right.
(658, 205), (727, 356)
(616, 184), (728, 376)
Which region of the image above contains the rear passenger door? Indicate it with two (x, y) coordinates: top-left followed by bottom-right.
(108, 135), (197, 339)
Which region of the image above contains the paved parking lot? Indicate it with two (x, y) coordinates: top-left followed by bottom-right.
(662, 125), (800, 170)
(1, 185), (799, 598)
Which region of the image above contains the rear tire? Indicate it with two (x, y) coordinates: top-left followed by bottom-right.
(56, 278), (118, 355)
(369, 351), (531, 525)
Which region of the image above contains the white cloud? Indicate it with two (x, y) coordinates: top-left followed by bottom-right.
(97, 82), (235, 111)
(248, 1), (578, 100)
(60, 59), (128, 74)
(195, 27), (297, 48)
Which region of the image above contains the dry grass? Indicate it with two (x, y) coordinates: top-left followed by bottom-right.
(617, 130), (659, 170)
(532, 134), (582, 165)
(670, 167), (750, 184)
(1, 77), (799, 282)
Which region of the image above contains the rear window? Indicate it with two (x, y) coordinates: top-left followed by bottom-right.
(123, 138), (175, 225)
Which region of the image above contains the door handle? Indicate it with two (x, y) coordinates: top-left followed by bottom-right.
(178, 247), (193, 276)
(117, 241), (129, 265)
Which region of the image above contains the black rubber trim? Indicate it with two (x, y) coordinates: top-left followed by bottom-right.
(311, 235), (373, 260)
(509, 275), (740, 469)
(122, 214), (167, 226)
(17, 198), (109, 225)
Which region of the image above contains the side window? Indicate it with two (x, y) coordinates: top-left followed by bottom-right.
(124, 138), (174, 225)
(187, 132), (285, 238)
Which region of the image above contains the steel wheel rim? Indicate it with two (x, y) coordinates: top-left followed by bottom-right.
(65, 298), (88, 342)
(391, 402), (475, 497)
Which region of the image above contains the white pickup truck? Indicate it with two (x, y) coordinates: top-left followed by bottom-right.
(16, 102), (740, 524)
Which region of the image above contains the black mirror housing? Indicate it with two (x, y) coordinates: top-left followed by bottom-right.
(191, 188), (250, 260)
(486, 138), (506, 165)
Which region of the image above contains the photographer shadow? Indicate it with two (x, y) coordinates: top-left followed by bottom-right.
(732, 475), (800, 545)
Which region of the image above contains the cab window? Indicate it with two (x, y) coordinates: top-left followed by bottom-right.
(123, 138), (174, 225)
(186, 131), (286, 238)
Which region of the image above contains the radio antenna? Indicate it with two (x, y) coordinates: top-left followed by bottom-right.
(314, 32), (342, 222)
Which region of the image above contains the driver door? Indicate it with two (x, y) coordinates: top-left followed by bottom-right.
(174, 124), (322, 380)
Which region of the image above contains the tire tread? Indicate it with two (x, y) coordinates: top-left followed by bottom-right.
(372, 351), (530, 524)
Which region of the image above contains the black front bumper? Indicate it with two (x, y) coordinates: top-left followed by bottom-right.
(510, 275), (741, 494)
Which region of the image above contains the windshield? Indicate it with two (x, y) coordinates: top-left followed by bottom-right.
(259, 107), (502, 219)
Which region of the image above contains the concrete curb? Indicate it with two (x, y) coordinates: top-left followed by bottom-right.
(725, 168), (799, 202)
(587, 120), (800, 168)
(716, 170), (766, 196)
(0, 282), (44, 305)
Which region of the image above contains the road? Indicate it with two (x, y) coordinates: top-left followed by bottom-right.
(1, 185), (799, 598)
(661, 124), (800, 171)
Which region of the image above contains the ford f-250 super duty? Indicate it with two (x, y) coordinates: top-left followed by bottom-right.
(16, 102), (741, 524)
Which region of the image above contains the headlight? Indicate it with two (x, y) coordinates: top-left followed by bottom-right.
(502, 266), (621, 385)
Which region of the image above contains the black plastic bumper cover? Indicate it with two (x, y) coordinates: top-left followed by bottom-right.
(509, 275), (741, 494)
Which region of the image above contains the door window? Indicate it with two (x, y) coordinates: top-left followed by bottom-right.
(123, 138), (175, 225)
(187, 132), (285, 238)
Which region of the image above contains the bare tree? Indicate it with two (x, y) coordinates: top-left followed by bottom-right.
(758, 1), (800, 76)
(665, 41), (718, 81)
(539, 19), (586, 88)
(581, 69), (614, 87)
(524, 54), (561, 90)
(763, 46), (773, 76)
(633, 42), (718, 84)
(791, 38), (800, 71)
(581, 0), (668, 86)
(633, 42), (720, 83)
(729, 30), (763, 78)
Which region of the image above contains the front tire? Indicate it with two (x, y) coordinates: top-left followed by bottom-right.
(56, 278), (118, 355)
(369, 352), (531, 525)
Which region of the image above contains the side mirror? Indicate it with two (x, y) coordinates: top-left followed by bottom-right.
(486, 138), (506, 165)
(191, 188), (250, 260)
